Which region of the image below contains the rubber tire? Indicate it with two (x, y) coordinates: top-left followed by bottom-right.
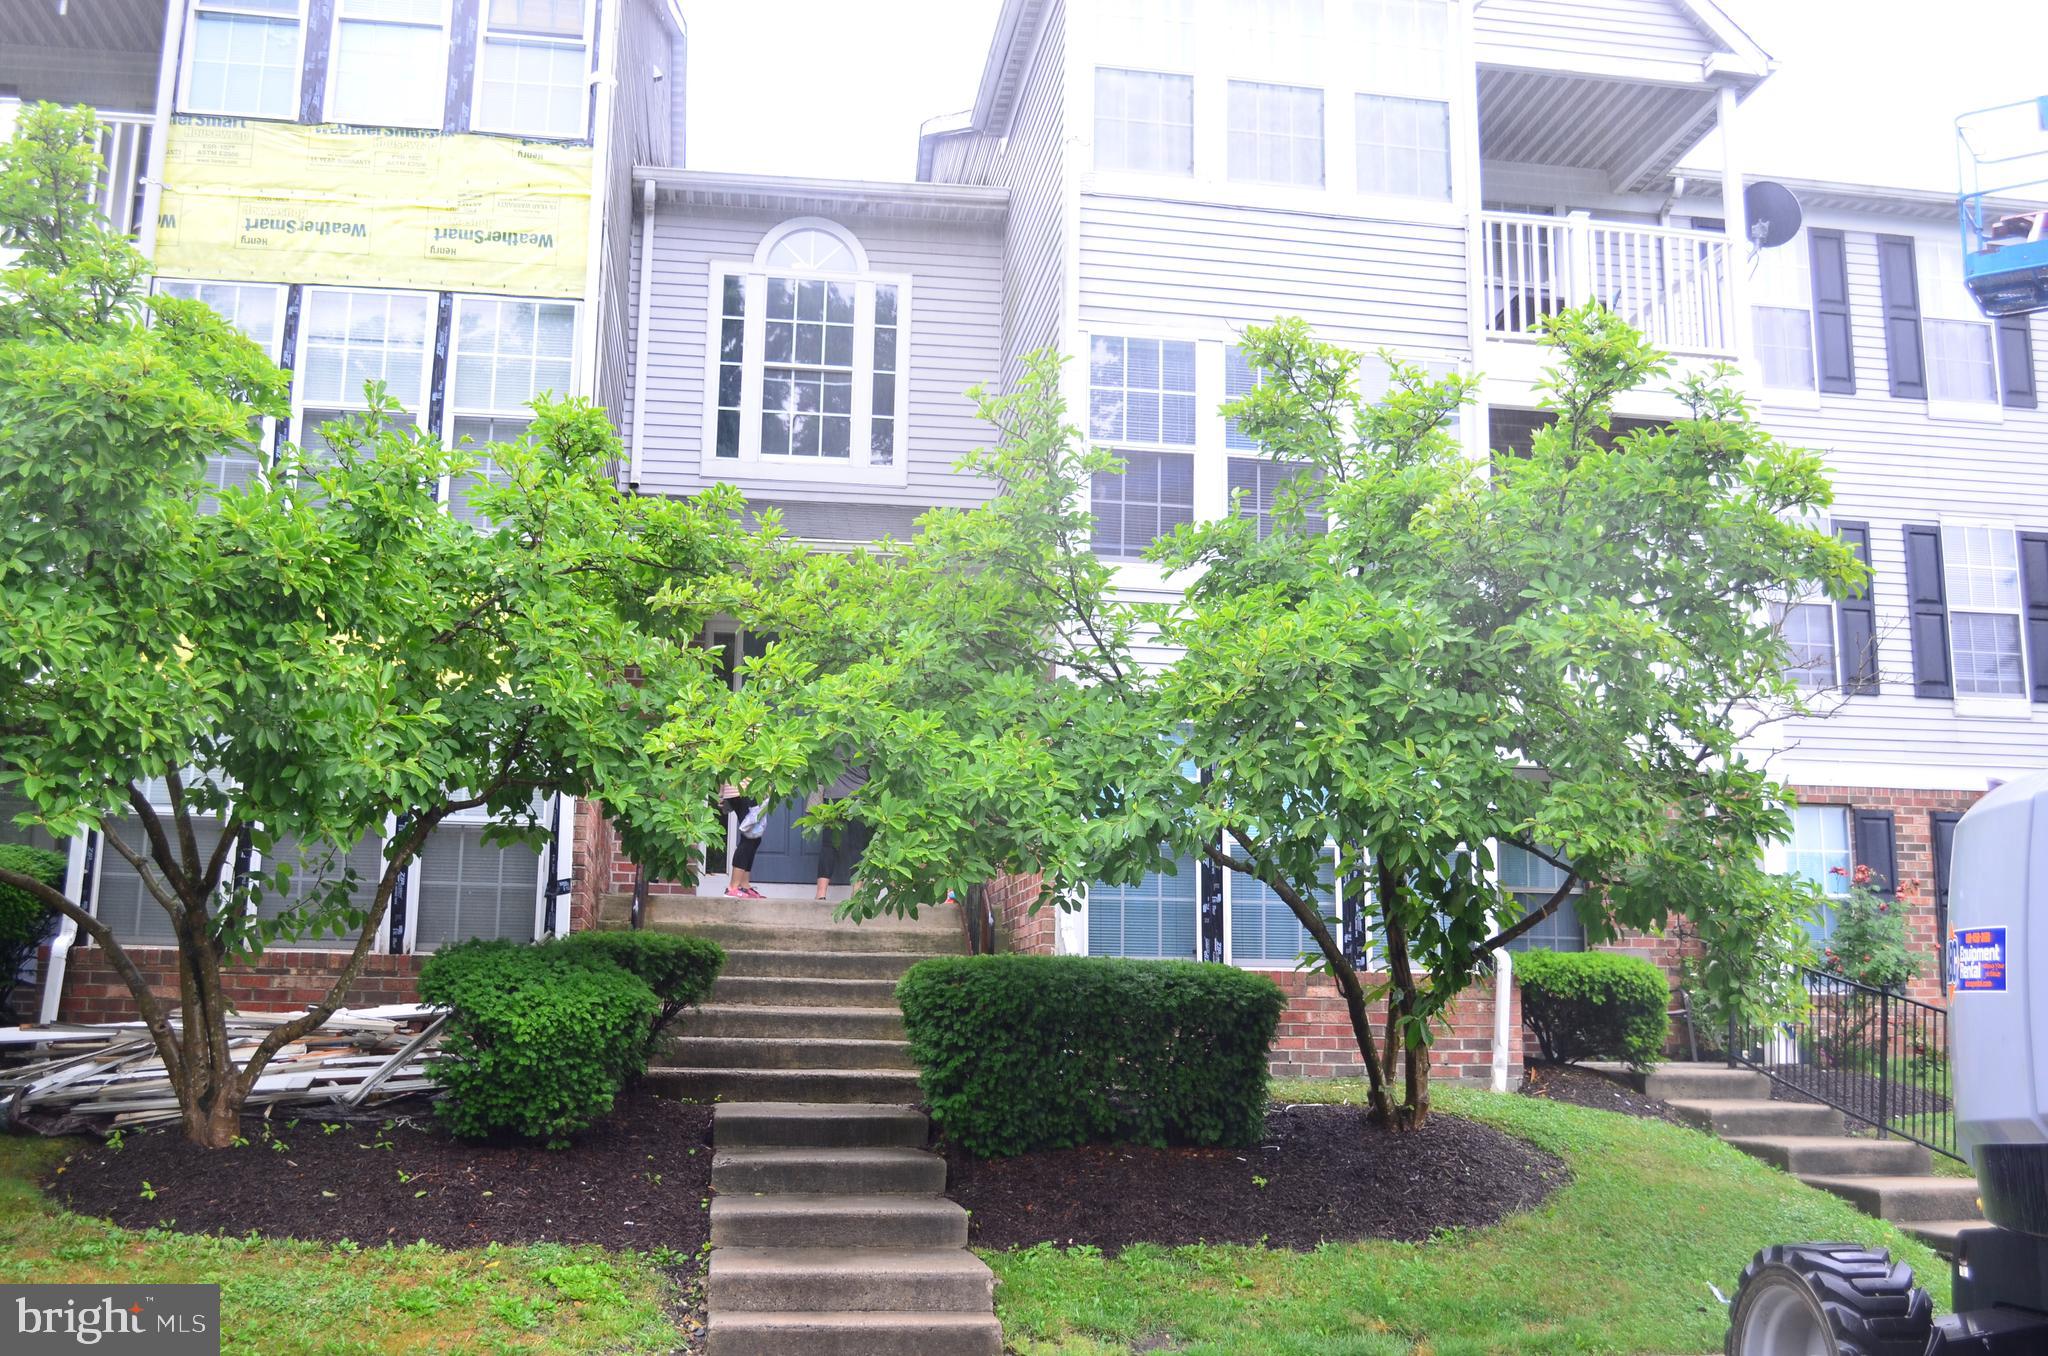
(1725, 1243), (1933, 1356)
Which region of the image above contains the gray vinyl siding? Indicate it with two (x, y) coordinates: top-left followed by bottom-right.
(594, 0), (676, 420)
(1761, 228), (2048, 777)
(1078, 195), (1469, 351)
(1472, 0), (1714, 66)
(628, 207), (1003, 510)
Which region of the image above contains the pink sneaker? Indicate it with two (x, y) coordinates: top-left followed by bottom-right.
(723, 888), (748, 898)
(741, 886), (766, 898)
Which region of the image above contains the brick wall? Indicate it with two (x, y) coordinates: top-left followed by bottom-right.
(52, 944), (422, 1022)
(1266, 969), (1518, 1086)
(987, 871), (1052, 954)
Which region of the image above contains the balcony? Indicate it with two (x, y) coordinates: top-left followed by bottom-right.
(1479, 210), (1737, 359)
(92, 110), (152, 237)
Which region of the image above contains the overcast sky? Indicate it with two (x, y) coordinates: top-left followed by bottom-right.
(681, 0), (2044, 195)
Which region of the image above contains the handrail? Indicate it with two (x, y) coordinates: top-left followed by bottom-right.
(1726, 964), (1960, 1163)
(1478, 210), (1736, 357)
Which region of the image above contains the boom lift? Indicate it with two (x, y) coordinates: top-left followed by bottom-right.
(1957, 97), (2048, 319)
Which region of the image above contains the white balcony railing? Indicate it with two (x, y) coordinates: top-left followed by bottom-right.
(93, 111), (153, 237)
(1480, 210), (1736, 357)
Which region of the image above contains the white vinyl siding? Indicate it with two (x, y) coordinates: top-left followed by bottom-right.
(445, 296), (576, 524)
(1087, 853), (1200, 959)
(184, 0), (304, 120)
(327, 0), (448, 130)
(474, 0), (590, 140)
(1095, 68), (1195, 175)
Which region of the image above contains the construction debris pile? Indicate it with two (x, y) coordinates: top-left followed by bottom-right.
(0, 1004), (448, 1134)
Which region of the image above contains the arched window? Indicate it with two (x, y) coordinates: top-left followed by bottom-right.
(704, 218), (907, 482)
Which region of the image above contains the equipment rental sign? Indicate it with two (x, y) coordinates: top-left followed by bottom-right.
(152, 117), (592, 298)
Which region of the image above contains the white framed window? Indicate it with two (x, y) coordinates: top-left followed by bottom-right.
(1943, 523), (2028, 697)
(89, 778), (229, 948)
(1225, 846), (1337, 968)
(1226, 0), (1326, 80)
(1228, 457), (1323, 539)
(1498, 843), (1585, 953)
(1097, 0), (1197, 69)
(1778, 804), (1852, 939)
(1751, 229), (1817, 391)
(1094, 450), (1196, 558)
(157, 279), (287, 510)
(326, 0), (449, 130)
(405, 794), (571, 950)
(1779, 602), (1838, 690)
(1227, 80), (1324, 187)
(1090, 335), (1197, 559)
(182, 0), (306, 120)
(474, 0), (591, 139)
(1920, 238), (2001, 407)
(251, 830), (384, 950)
(1356, 93), (1450, 200)
(1095, 67), (1195, 175)
(701, 220), (908, 484)
(445, 295), (576, 525)
(294, 286), (435, 457)
(1087, 852), (1200, 959)
(1353, 0), (1449, 99)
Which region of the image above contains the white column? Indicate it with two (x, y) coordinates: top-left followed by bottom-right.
(1718, 85), (1755, 373)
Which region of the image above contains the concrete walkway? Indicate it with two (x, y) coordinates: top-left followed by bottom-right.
(607, 893), (1000, 1355)
(1622, 1062), (1982, 1255)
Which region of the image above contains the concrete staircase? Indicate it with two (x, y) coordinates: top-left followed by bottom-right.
(602, 893), (1000, 1355)
(1627, 1062), (1983, 1255)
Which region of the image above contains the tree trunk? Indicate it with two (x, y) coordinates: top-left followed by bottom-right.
(1378, 867), (1432, 1130)
(179, 1073), (245, 1148)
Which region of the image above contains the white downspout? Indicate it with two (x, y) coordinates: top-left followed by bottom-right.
(136, 0), (188, 263)
(37, 834), (91, 1025)
(626, 176), (656, 488)
(1491, 946), (1514, 1093)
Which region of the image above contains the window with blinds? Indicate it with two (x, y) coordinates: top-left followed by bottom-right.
(253, 830), (384, 948)
(94, 814), (228, 946)
(411, 822), (542, 948)
(1088, 853), (1200, 959)
(1227, 457), (1325, 539)
(1228, 850), (1336, 966)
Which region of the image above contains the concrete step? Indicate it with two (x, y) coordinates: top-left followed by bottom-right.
(720, 949), (924, 982)
(715, 1102), (928, 1150)
(687, 1004), (908, 1042)
(648, 1066), (925, 1105)
(1899, 1219), (1990, 1256)
(709, 976), (904, 1009)
(609, 893), (966, 937)
(712, 1146), (948, 1196)
(1724, 1135), (1934, 1176)
(669, 1036), (916, 1072)
(1796, 1173), (1985, 1224)
(1667, 1098), (1845, 1138)
(658, 920), (967, 956)
(705, 1310), (1002, 1356)
(1630, 1062), (1774, 1102)
(711, 1194), (968, 1248)
(708, 1247), (994, 1314)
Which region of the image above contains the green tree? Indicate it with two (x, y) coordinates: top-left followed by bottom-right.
(0, 105), (743, 1146)
(709, 308), (1844, 1129)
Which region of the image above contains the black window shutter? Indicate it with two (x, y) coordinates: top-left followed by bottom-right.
(1876, 234), (1927, 399)
(1931, 810), (1962, 993)
(2021, 531), (2048, 703)
(1902, 524), (1952, 699)
(1833, 520), (1879, 694)
(1998, 314), (2039, 410)
(1853, 809), (1898, 898)
(1808, 229), (1856, 394)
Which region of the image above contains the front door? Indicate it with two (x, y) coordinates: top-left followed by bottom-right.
(747, 800), (819, 884)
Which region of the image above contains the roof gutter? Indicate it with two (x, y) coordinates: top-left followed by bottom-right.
(626, 177), (656, 489)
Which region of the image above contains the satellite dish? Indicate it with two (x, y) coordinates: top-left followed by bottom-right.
(1745, 181), (1804, 249)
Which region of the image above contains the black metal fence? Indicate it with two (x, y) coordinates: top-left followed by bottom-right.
(1727, 965), (1959, 1163)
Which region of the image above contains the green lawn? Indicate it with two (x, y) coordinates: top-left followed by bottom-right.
(0, 1135), (688, 1355)
(985, 1081), (1952, 1356)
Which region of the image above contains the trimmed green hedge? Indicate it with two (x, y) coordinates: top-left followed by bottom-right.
(0, 843), (65, 1018)
(418, 939), (658, 1146)
(1517, 948), (1670, 1069)
(897, 954), (1287, 1158)
(556, 929), (725, 1055)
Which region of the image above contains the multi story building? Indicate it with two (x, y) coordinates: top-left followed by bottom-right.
(0, 0), (689, 1020)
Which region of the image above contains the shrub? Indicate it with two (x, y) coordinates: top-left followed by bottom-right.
(556, 929), (725, 1054)
(1818, 865), (1917, 993)
(1517, 949), (1670, 1068)
(418, 939), (658, 1146)
(0, 844), (65, 1019)
(897, 954), (1287, 1158)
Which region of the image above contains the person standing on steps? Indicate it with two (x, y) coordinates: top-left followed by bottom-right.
(807, 764), (869, 902)
(720, 779), (766, 899)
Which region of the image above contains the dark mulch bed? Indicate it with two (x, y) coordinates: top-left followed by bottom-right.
(1519, 1061), (1689, 1126)
(944, 1103), (1567, 1252)
(43, 1087), (714, 1255)
(1766, 1064), (1950, 1121)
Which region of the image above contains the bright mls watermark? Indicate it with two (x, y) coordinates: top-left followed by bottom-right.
(4, 1285), (219, 1353)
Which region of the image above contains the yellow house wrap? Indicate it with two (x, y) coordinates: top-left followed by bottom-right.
(153, 117), (593, 298)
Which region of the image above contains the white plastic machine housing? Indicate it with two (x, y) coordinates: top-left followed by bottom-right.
(1951, 769), (2048, 1232)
